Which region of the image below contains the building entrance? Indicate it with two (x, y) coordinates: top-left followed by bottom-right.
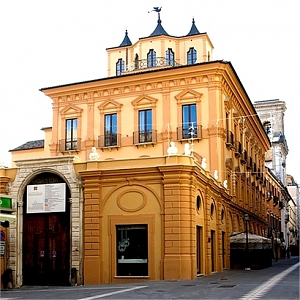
(22, 172), (70, 286)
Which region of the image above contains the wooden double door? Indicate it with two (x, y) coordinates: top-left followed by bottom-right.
(22, 173), (70, 286)
(23, 213), (70, 286)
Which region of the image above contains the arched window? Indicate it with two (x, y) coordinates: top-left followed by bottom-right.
(166, 48), (174, 66)
(116, 59), (125, 76)
(263, 121), (272, 136)
(187, 47), (197, 65)
(147, 49), (156, 67)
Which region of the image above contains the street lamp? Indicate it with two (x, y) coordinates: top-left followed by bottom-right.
(244, 213), (251, 271)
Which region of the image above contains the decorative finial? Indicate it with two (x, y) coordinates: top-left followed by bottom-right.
(148, 6), (162, 21)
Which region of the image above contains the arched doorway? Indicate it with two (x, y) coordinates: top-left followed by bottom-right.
(22, 172), (71, 285)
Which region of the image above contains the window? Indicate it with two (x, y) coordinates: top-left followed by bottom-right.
(182, 104), (197, 139)
(147, 49), (156, 67)
(116, 59), (125, 76)
(187, 47), (197, 65)
(166, 48), (174, 66)
(65, 118), (78, 150)
(116, 225), (148, 276)
(139, 109), (152, 143)
(104, 113), (117, 146)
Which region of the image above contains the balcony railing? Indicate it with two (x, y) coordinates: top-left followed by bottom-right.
(98, 133), (121, 148)
(177, 125), (202, 141)
(133, 130), (157, 145)
(59, 138), (81, 152)
(124, 57), (181, 73)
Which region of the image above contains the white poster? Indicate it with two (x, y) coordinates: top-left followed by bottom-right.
(27, 183), (66, 213)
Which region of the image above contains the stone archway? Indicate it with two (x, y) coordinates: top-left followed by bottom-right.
(22, 172), (71, 286)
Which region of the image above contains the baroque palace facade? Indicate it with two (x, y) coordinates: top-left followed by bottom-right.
(0, 12), (291, 287)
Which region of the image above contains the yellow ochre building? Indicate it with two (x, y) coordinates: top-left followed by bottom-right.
(1, 10), (288, 287)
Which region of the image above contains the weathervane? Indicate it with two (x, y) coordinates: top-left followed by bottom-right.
(148, 6), (162, 20)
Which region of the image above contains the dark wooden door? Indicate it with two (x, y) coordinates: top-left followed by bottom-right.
(23, 213), (70, 285)
(23, 173), (70, 286)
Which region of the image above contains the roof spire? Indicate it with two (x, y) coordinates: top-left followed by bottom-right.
(148, 7), (169, 37)
(119, 29), (132, 47)
(186, 17), (201, 36)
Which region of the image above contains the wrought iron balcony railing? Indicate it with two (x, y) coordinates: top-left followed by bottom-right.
(59, 138), (81, 152)
(177, 125), (202, 141)
(98, 133), (121, 148)
(124, 57), (181, 73)
(133, 130), (157, 145)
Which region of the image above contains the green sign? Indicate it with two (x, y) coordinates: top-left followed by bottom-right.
(0, 197), (12, 209)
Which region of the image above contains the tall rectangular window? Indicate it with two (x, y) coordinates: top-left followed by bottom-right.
(182, 104), (197, 139)
(116, 225), (148, 276)
(65, 118), (77, 150)
(104, 113), (117, 146)
(139, 109), (152, 143)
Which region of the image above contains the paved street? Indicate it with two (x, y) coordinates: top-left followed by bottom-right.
(1, 256), (299, 300)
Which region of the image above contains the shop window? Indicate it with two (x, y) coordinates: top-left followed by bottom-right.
(116, 224), (148, 276)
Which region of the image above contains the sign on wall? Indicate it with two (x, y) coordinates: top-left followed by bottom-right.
(26, 183), (66, 213)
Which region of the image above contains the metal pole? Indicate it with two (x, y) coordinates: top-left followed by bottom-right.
(245, 214), (251, 271)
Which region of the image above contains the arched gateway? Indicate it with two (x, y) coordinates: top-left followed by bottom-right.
(22, 172), (71, 285)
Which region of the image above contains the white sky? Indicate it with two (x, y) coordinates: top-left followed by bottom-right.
(0, 0), (299, 182)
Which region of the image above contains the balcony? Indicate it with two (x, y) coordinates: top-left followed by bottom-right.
(133, 130), (157, 146)
(234, 141), (242, 157)
(241, 150), (248, 164)
(123, 57), (181, 74)
(98, 133), (121, 149)
(177, 125), (202, 142)
(226, 131), (234, 149)
(247, 156), (252, 170)
(59, 138), (81, 152)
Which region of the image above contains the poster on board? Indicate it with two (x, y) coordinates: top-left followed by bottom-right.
(26, 183), (66, 213)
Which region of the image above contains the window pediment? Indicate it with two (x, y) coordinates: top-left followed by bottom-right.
(175, 89), (202, 104)
(60, 105), (83, 117)
(131, 95), (158, 109)
(98, 99), (123, 113)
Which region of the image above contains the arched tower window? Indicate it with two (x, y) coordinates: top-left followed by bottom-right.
(166, 48), (174, 66)
(116, 59), (125, 76)
(147, 49), (156, 67)
(187, 47), (197, 65)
